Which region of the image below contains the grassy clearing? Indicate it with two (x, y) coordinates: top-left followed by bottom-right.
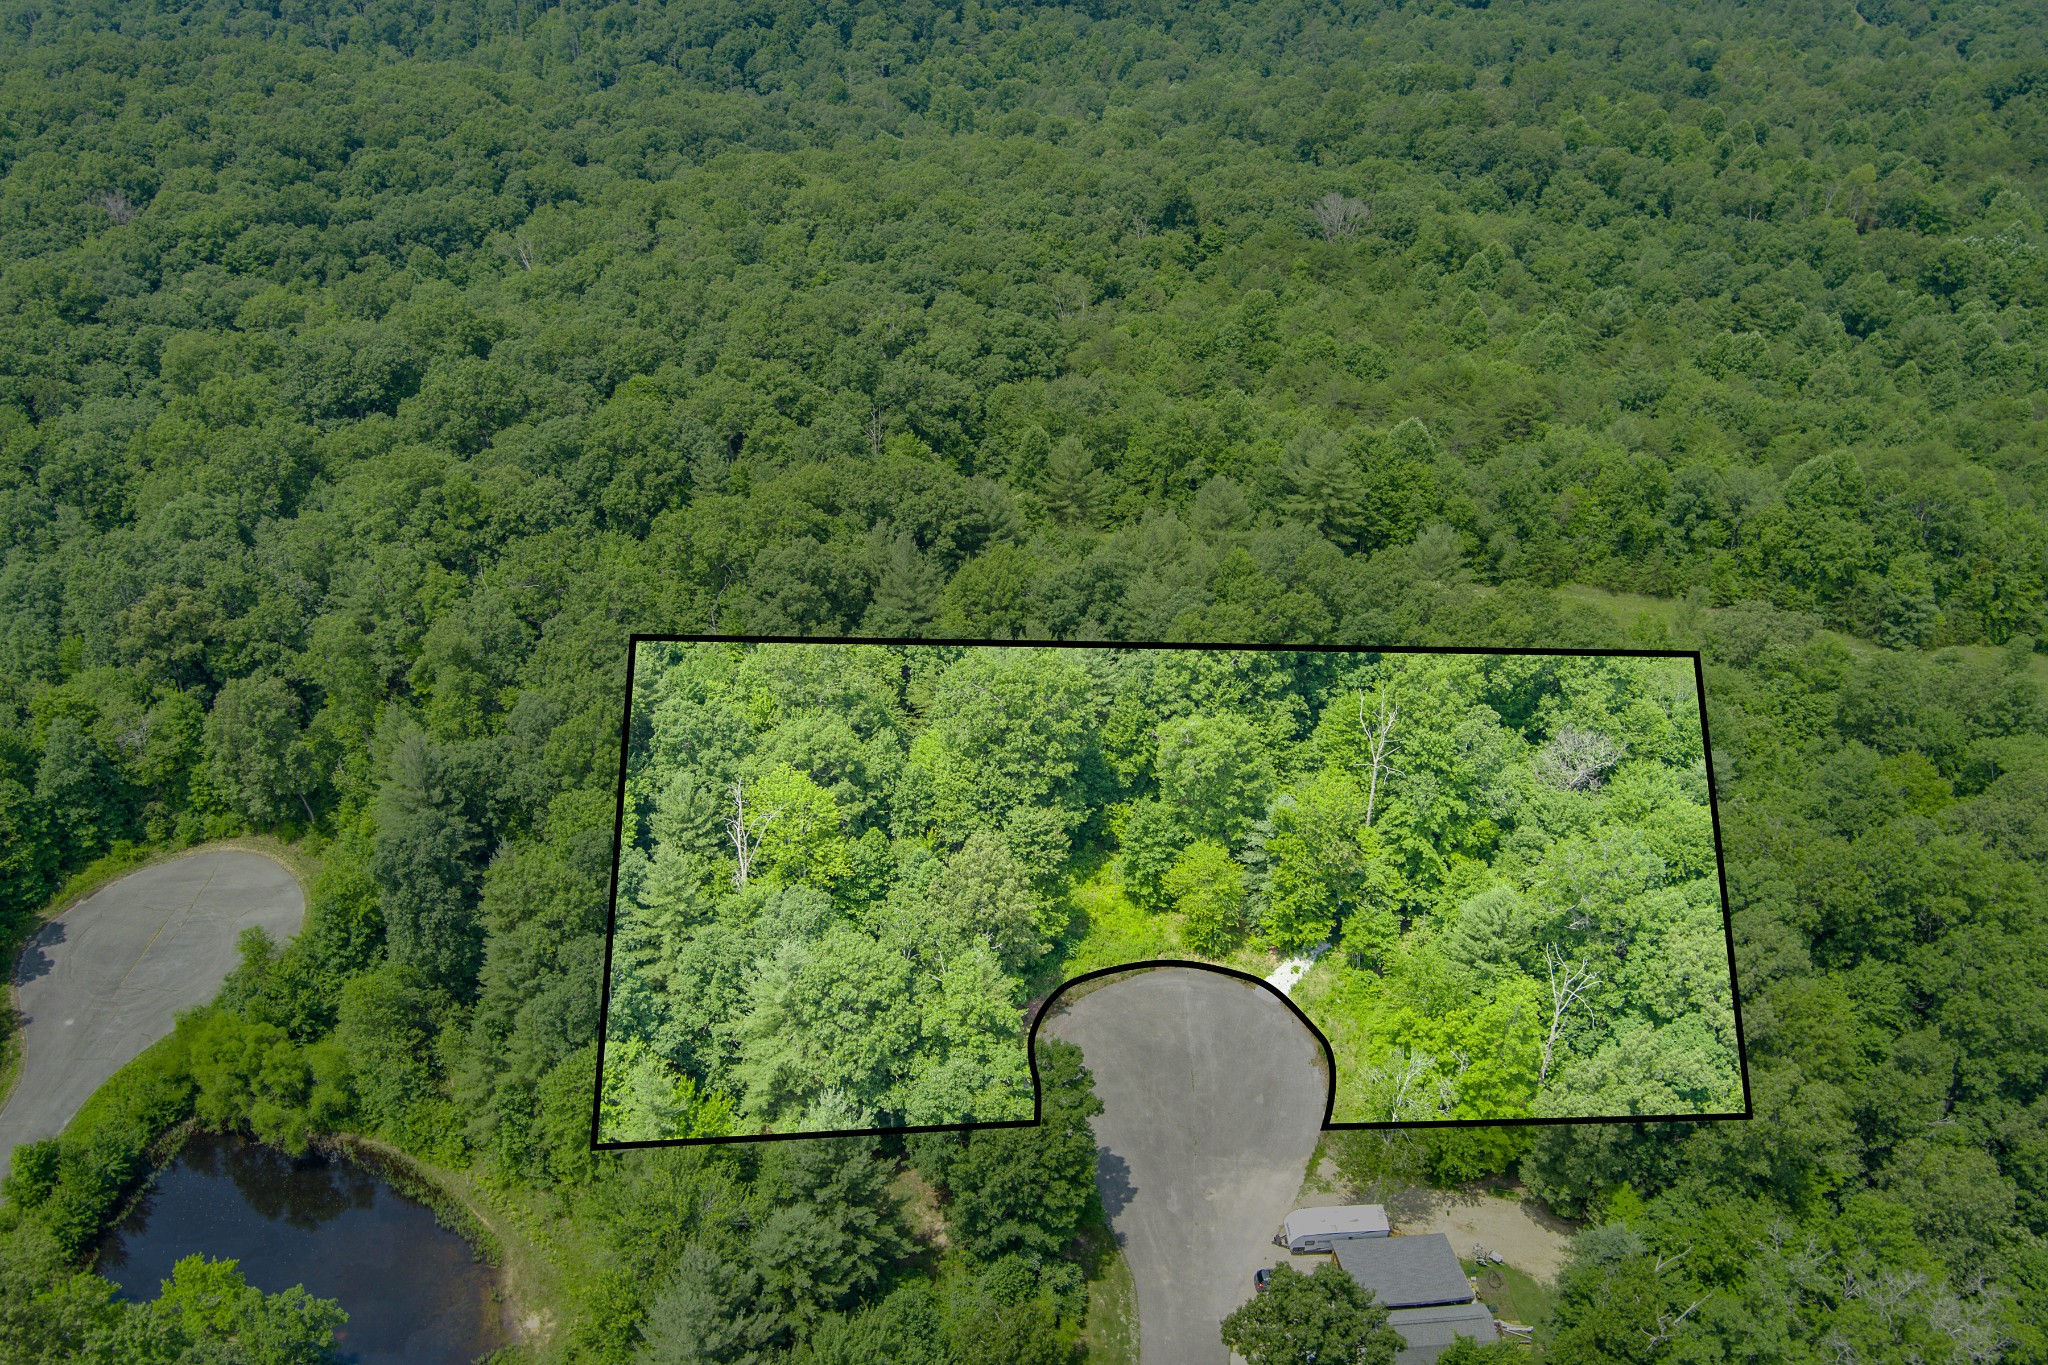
(1551, 582), (2048, 686)
(1552, 582), (1889, 660)
(1465, 1258), (1557, 1335)
(1287, 955), (1378, 1123)
(1042, 861), (1281, 997)
(1057, 866), (1183, 977)
(1549, 584), (1689, 632)
(1075, 1215), (1139, 1365)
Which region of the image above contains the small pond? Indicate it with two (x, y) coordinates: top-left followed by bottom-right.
(94, 1131), (506, 1365)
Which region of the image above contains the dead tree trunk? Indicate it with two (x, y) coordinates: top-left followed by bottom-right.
(1541, 944), (1602, 1081)
(726, 780), (778, 889)
(1359, 688), (1399, 829)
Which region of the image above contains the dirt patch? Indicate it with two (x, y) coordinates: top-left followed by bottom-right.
(1390, 1187), (1579, 1284)
(1284, 1162), (1579, 1286)
(890, 1167), (950, 1250)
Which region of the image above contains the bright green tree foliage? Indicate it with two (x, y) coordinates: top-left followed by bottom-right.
(1, 0), (2046, 1356)
(1219, 1260), (1404, 1365)
(1163, 839), (1250, 954)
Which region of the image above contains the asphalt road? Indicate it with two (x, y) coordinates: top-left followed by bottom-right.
(1043, 967), (1330, 1365)
(0, 851), (306, 1181)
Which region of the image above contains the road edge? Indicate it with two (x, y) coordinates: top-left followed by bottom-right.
(0, 838), (318, 1119)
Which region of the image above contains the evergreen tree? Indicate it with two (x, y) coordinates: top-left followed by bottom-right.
(370, 731), (483, 997)
(940, 1039), (1102, 1264)
(747, 1141), (911, 1336)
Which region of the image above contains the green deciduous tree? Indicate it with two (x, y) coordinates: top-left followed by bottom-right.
(0, 775), (58, 920)
(34, 716), (124, 854)
(1155, 712), (1276, 846)
(1261, 770), (1399, 956)
(1219, 1260), (1404, 1365)
(204, 675), (318, 827)
(599, 1039), (733, 1143)
(150, 1254), (348, 1365)
(901, 940), (1032, 1124)
(902, 652), (1100, 843)
(1163, 839), (1249, 954)
(1436, 1332), (1528, 1361)
(748, 763), (854, 890)
(188, 1011), (351, 1156)
(333, 962), (441, 1146)
(1116, 798), (1190, 912)
(929, 830), (1051, 970)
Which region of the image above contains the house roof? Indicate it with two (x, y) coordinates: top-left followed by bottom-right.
(1387, 1301), (1498, 1362)
(1333, 1232), (1476, 1308)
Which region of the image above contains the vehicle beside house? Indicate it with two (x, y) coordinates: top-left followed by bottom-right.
(1276, 1204), (1392, 1253)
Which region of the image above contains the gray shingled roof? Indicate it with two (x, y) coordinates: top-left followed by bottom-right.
(1332, 1232), (1476, 1308)
(1387, 1301), (1499, 1362)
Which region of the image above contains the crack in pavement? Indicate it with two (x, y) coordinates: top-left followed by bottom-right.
(105, 858), (224, 998)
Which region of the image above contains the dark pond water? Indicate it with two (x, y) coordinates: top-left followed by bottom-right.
(94, 1132), (506, 1365)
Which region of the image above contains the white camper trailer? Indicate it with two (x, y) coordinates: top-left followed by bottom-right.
(1278, 1205), (1392, 1253)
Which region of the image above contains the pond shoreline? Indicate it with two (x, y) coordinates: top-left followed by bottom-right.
(321, 1131), (553, 1354)
(321, 1134), (504, 1268)
(94, 1123), (543, 1360)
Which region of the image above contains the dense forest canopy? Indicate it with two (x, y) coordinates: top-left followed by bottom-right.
(0, 0), (2044, 1358)
(604, 641), (1738, 1140)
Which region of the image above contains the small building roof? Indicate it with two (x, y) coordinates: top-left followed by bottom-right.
(1387, 1301), (1498, 1362)
(1283, 1205), (1391, 1237)
(1333, 1232), (1475, 1309)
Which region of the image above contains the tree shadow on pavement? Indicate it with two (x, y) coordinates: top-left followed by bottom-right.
(14, 923), (63, 984)
(1097, 1147), (1136, 1226)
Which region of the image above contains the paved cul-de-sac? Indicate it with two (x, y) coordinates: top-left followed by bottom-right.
(0, 850), (305, 1182)
(1044, 966), (1329, 1365)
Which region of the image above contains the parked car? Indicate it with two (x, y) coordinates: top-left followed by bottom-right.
(1254, 1267), (1274, 1293)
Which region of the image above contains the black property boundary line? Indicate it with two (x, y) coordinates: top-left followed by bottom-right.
(589, 635), (1753, 1152)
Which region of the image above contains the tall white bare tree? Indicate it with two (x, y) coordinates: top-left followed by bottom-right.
(726, 779), (779, 889)
(1640, 1297), (1707, 1348)
(1358, 688), (1400, 829)
(1368, 1046), (1440, 1122)
(1541, 943), (1602, 1081)
(1341, 1045), (1457, 1203)
(1310, 191), (1372, 241)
